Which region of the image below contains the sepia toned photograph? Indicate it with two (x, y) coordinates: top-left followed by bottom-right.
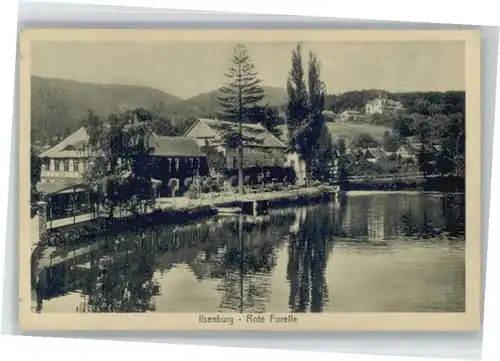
(18, 29), (482, 331)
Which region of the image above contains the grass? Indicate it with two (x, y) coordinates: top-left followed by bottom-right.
(325, 121), (392, 146)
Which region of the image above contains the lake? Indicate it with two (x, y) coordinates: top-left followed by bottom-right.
(33, 192), (466, 313)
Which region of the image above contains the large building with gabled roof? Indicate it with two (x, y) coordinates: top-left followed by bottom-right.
(36, 126), (209, 223)
(183, 118), (288, 169)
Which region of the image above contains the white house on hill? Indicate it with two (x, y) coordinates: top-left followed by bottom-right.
(365, 94), (405, 115)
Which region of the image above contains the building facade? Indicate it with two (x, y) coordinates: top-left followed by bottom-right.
(339, 109), (362, 122)
(36, 128), (209, 221)
(184, 118), (288, 171)
(365, 96), (405, 115)
(39, 127), (91, 182)
(284, 150), (307, 186)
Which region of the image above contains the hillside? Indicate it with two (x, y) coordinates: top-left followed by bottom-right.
(31, 76), (288, 144)
(31, 76), (183, 144)
(277, 121), (392, 148)
(325, 121), (391, 147)
(325, 89), (465, 115)
(159, 86), (288, 119)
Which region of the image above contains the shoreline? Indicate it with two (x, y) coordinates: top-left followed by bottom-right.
(36, 186), (335, 247)
(344, 190), (465, 197)
(32, 186), (464, 253)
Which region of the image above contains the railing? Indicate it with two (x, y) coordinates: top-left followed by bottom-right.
(347, 172), (424, 181)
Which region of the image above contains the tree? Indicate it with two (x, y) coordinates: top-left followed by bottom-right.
(382, 131), (401, 152)
(287, 47), (335, 185)
(168, 178), (180, 205)
(437, 113), (465, 178)
(82, 109), (102, 149)
(218, 44), (265, 195)
(200, 140), (227, 176)
(334, 139), (349, 184)
(83, 108), (156, 224)
(30, 147), (41, 190)
(286, 42), (309, 143)
(244, 175), (252, 186)
(184, 177), (193, 189)
(416, 126), (436, 177)
(30, 146), (42, 215)
(351, 132), (379, 149)
(335, 138), (347, 155)
(247, 105), (283, 138)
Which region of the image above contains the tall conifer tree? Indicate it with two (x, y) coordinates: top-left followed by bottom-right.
(218, 44), (265, 194)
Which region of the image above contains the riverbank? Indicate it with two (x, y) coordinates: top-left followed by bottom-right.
(345, 190), (465, 197)
(343, 175), (465, 193)
(38, 186), (336, 248)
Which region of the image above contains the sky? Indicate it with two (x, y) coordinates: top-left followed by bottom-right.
(31, 40), (465, 99)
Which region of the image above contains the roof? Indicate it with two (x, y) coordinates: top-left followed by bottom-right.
(364, 148), (388, 160)
(149, 135), (206, 157)
(36, 180), (85, 195)
(39, 127), (90, 159)
(39, 127), (205, 159)
(397, 145), (417, 155)
(186, 118), (287, 149)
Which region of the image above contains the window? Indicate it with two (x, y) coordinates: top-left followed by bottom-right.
(73, 159), (80, 172)
(54, 160), (61, 172)
(63, 159), (70, 172)
(82, 159), (89, 171)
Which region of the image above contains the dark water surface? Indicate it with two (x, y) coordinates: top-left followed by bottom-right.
(34, 192), (466, 313)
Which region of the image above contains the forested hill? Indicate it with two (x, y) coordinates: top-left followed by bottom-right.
(31, 76), (183, 145)
(325, 89), (465, 115)
(154, 86), (288, 120)
(31, 76), (288, 146)
(30, 75), (464, 147)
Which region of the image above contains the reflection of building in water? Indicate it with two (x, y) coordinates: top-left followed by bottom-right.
(34, 209), (297, 313)
(392, 195), (412, 237)
(367, 199), (386, 241)
(341, 197), (371, 238)
(289, 206), (308, 234)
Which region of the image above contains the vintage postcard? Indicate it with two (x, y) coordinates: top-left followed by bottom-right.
(18, 29), (482, 331)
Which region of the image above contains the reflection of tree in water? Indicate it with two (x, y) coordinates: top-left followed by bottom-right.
(287, 206), (335, 313)
(214, 214), (292, 313)
(398, 194), (465, 240)
(441, 194), (465, 238)
(78, 234), (160, 313)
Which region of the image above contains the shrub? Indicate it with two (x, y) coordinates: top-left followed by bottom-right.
(230, 175), (238, 187)
(184, 177), (193, 189)
(186, 184), (201, 199)
(168, 178), (180, 195)
(211, 182), (221, 193)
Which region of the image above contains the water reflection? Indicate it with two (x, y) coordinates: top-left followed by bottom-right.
(33, 192), (465, 313)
